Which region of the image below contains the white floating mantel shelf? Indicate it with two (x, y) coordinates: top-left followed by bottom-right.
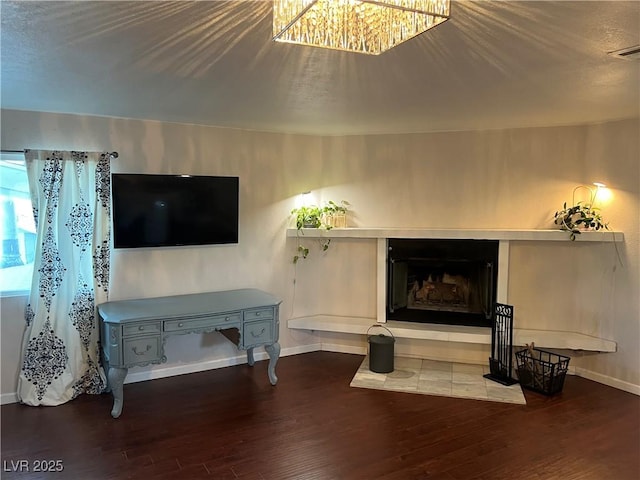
(286, 227), (623, 242)
(288, 316), (617, 353)
(285, 227), (622, 353)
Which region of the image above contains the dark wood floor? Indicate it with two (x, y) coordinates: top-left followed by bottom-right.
(2, 352), (639, 479)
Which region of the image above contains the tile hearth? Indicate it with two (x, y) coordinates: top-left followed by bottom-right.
(350, 356), (526, 405)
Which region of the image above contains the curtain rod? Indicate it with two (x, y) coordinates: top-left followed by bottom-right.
(1, 149), (119, 158)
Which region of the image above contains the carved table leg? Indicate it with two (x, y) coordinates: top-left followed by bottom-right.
(247, 347), (255, 366)
(265, 342), (281, 385)
(108, 367), (128, 418)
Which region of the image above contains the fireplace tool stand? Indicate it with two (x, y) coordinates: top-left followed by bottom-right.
(484, 303), (518, 385)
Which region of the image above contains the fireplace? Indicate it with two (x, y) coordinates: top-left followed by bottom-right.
(387, 239), (499, 328)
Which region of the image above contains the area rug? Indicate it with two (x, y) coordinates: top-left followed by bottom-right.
(350, 356), (526, 405)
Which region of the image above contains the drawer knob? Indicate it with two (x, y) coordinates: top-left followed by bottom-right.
(225, 317), (229, 321)
(138, 326), (144, 331)
(178, 322), (184, 327)
(256, 312), (261, 316)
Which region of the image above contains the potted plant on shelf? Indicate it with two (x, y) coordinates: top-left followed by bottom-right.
(554, 202), (608, 240)
(290, 200), (349, 263)
(292, 205), (323, 229)
(322, 200), (350, 228)
(553, 185), (609, 241)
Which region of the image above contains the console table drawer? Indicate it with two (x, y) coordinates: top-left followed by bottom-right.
(243, 319), (273, 347)
(243, 308), (274, 322)
(123, 322), (161, 337)
(123, 336), (162, 365)
(164, 313), (241, 332)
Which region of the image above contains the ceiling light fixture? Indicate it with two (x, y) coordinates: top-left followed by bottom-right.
(273, 0), (450, 55)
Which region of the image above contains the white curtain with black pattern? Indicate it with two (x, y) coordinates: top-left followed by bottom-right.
(17, 150), (111, 406)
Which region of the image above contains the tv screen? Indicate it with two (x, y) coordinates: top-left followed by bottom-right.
(111, 174), (239, 249)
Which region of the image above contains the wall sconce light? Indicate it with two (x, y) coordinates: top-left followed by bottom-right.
(294, 191), (316, 209)
(301, 191), (313, 206)
(591, 182), (612, 205)
(572, 182), (610, 207)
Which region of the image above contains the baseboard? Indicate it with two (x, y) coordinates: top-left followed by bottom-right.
(574, 367), (640, 396)
(320, 343), (367, 355)
(125, 343), (322, 384)
(3, 348), (637, 404)
(0, 344), (324, 404)
(1, 392), (18, 405)
(124, 354), (251, 384)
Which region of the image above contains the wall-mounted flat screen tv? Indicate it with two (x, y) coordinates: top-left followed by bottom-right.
(111, 174), (239, 249)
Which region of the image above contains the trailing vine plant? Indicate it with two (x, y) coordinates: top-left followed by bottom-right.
(290, 200), (349, 263)
(554, 202), (608, 241)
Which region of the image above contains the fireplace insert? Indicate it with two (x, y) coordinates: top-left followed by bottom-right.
(387, 239), (499, 328)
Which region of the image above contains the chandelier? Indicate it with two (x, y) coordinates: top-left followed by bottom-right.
(272, 0), (450, 55)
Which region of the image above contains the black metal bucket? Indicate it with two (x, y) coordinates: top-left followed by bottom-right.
(367, 325), (395, 373)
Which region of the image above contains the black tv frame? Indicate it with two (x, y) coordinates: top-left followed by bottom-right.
(111, 173), (239, 249)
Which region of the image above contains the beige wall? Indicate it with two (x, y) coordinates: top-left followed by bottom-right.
(1, 109), (638, 401)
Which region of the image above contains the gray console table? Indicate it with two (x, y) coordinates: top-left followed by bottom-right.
(98, 288), (281, 418)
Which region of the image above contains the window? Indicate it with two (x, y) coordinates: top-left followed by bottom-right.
(0, 152), (36, 296)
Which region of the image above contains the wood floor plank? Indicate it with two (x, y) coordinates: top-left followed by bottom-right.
(1, 352), (638, 479)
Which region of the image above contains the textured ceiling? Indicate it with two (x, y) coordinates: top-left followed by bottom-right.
(1, 0), (639, 135)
